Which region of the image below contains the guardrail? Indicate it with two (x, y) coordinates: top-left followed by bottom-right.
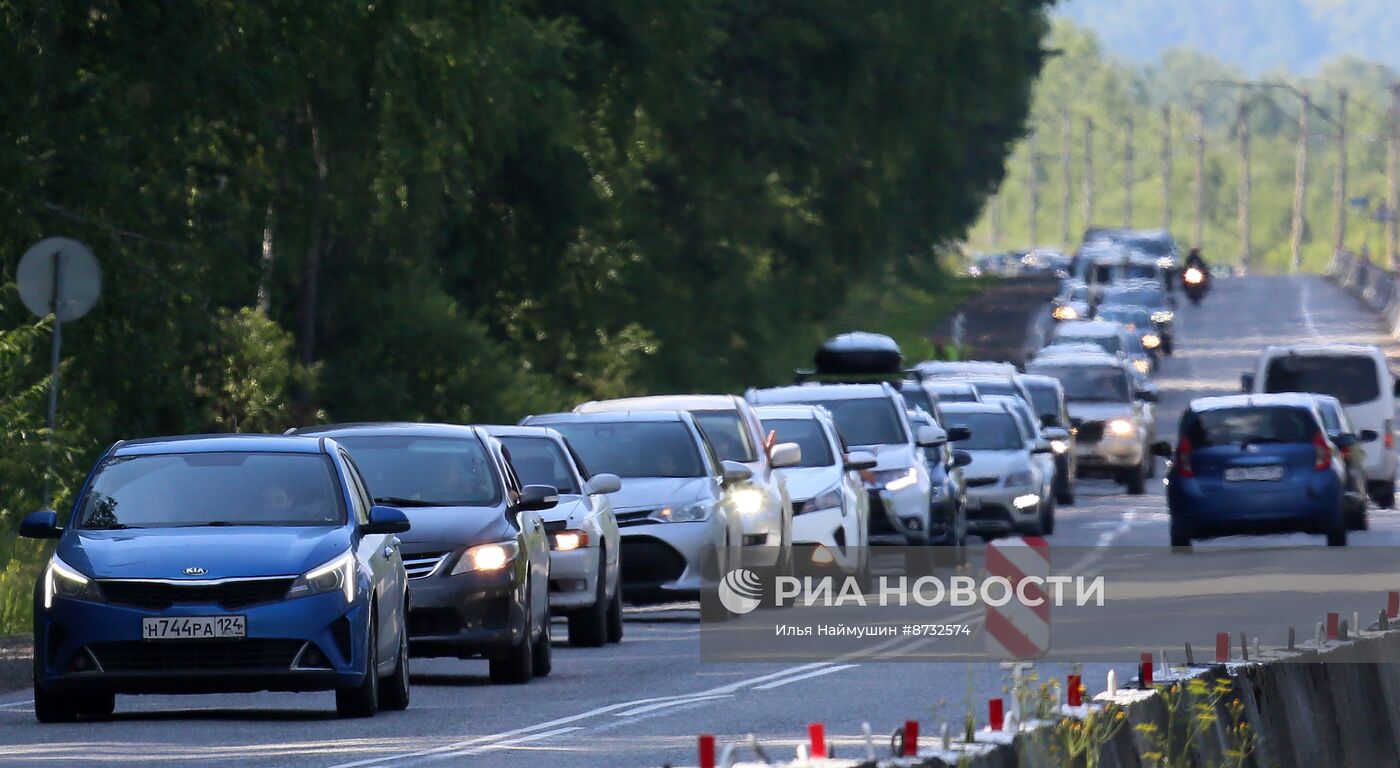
(1327, 250), (1400, 336)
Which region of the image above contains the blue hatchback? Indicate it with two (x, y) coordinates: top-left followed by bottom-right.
(20, 435), (413, 721)
(1163, 394), (1349, 548)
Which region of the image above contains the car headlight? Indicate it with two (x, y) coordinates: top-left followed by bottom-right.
(649, 502), (712, 523)
(43, 556), (102, 609)
(1141, 333), (1160, 349)
(288, 551), (356, 603)
(729, 488), (766, 516)
(1151, 310), (1174, 324)
(1005, 469), (1035, 487)
(452, 541), (520, 574)
(882, 467), (920, 492)
(1052, 305), (1078, 321)
(1013, 494), (1041, 510)
(1050, 439), (1069, 455)
(1132, 359), (1151, 374)
(798, 487), (844, 515)
(1108, 418), (1136, 437)
(552, 530), (589, 551)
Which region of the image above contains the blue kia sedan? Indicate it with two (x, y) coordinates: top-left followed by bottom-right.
(20, 435), (412, 722)
(1161, 394), (1349, 548)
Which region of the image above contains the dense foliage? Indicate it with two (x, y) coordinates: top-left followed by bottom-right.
(971, 21), (1399, 272)
(0, 0), (1054, 627)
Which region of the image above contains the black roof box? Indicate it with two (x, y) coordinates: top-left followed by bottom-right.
(813, 332), (903, 375)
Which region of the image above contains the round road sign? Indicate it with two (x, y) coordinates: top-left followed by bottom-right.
(17, 237), (101, 322)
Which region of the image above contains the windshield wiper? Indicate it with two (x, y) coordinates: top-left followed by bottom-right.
(374, 496), (449, 508)
(84, 523), (144, 530)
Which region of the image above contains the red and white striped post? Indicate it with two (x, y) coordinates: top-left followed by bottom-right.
(1327, 612), (1340, 640)
(902, 720), (919, 756)
(1388, 591), (1398, 620)
(807, 723), (826, 759)
(984, 537), (1051, 659)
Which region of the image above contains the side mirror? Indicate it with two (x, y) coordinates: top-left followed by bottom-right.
(946, 425), (972, 442)
(1135, 389), (1158, 403)
(844, 451), (877, 472)
(721, 461), (753, 484)
(19, 510), (62, 539)
(517, 484), (560, 512)
(1042, 427), (1070, 441)
(1335, 433), (1359, 450)
(586, 473), (622, 495)
(1032, 439), (1053, 454)
(1359, 429), (1380, 443)
(951, 450), (973, 468)
(916, 424), (948, 448)
(769, 442), (802, 469)
(363, 505), (412, 535)
(1241, 372), (1255, 392)
(1151, 440), (1174, 458)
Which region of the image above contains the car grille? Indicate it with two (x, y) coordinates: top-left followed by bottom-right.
(402, 552), (451, 580)
(620, 537), (686, 586)
(614, 509), (656, 528)
(408, 607), (463, 637)
(542, 520), (568, 535)
(89, 639), (304, 673)
(1076, 421), (1105, 443)
(965, 477), (999, 488)
(98, 578), (295, 611)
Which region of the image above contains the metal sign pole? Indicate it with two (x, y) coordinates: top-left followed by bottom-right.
(43, 250), (64, 508)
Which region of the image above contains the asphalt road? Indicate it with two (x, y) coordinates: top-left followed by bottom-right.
(3, 274), (1399, 767)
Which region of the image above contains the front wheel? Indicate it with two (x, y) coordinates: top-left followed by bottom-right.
(336, 617), (380, 718)
(1326, 529), (1348, 547)
(378, 612), (411, 712)
(531, 606), (553, 678)
(1124, 464), (1147, 495)
(1368, 481), (1396, 509)
(606, 582), (624, 643)
(490, 611), (534, 684)
(567, 551), (610, 648)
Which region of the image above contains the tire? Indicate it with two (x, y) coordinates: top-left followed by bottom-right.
(1042, 499), (1056, 536)
(1327, 529), (1348, 547)
(532, 606), (553, 678)
(1369, 481), (1396, 509)
(1169, 525), (1191, 549)
(377, 609), (410, 712)
(1125, 464), (1147, 495)
(490, 612), (534, 684)
(606, 582), (624, 644)
(567, 552), (610, 648)
(336, 615), (380, 718)
(1346, 499), (1369, 531)
(1056, 479), (1075, 506)
(33, 665), (112, 722)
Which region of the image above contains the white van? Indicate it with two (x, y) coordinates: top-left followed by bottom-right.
(1244, 344), (1398, 507)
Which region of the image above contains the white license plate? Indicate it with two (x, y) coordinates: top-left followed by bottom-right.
(1224, 466), (1285, 482)
(142, 615), (246, 640)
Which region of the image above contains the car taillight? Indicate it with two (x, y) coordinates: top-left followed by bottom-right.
(1313, 431), (1331, 471)
(1386, 421), (1395, 450)
(1176, 437), (1194, 478)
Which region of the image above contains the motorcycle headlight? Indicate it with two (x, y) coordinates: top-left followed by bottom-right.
(1108, 418), (1136, 437)
(288, 551), (356, 603)
(649, 502), (712, 523)
(1141, 333), (1161, 349)
(1005, 469), (1035, 487)
(43, 556), (102, 609)
(1184, 268), (1204, 283)
(729, 488), (766, 516)
(1151, 310), (1174, 324)
(452, 541), (520, 574)
(882, 467), (920, 492)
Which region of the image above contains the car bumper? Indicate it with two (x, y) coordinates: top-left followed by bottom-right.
(1075, 437), (1144, 471)
(406, 567), (525, 658)
(35, 590), (368, 695)
(792, 508), (860, 572)
(966, 485), (1041, 534)
(1362, 447), (1398, 483)
(867, 483), (932, 543)
(618, 521), (722, 602)
(1168, 476), (1344, 537)
(548, 546), (601, 611)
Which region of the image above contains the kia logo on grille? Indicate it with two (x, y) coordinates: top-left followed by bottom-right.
(183, 567), (208, 576)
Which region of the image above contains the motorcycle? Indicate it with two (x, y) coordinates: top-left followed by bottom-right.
(1182, 266), (1209, 306)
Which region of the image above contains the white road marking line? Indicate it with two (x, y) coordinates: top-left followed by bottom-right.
(753, 664), (858, 690)
(457, 727), (582, 756)
(0, 699), (32, 710)
(1301, 277), (1321, 340)
(612, 694), (734, 717)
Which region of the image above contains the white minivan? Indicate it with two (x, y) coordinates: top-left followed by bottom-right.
(1244, 344), (1398, 507)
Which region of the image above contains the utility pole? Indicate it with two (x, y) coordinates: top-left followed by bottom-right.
(1083, 117), (1096, 231)
(1387, 83), (1399, 268)
(1194, 100), (1206, 249)
(1334, 89), (1349, 253)
(1161, 105), (1172, 232)
(1028, 130), (1040, 247)
(1061, 110), (1073, 247)
(1290, 92), (1310, 272)
(1236, 94), (1253, 271)
(1124, 116), (1135, 227)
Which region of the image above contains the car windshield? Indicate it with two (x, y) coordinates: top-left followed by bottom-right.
(1096, 307), (1151, 329)
(933, 388), (978, 403)
(799, 397), (907, 446)
(496, 436), (579, 494)
(898, 385), (934, 413)
(334, 435), (501, 506)
(1102, 287), (1166, 308)
(546, 421), (706, 478)
(993, 402), (1035, 439)
(691, 410), (757, 463)
(944, 412), (1024, 451)
(1023, 384), (1060, 422)
(1055, 334), (1122, 355)
(1027, 365), (1131, 402)
(1263, 355), (1381, 405)
(78, 452), (342, 529)
(970, 380), (1018, 400)
(762, 418), (835, 468)
(1186, 407), (1317, 447)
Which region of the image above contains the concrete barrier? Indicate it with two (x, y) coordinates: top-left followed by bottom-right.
(1327, 250), (1400, 338)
